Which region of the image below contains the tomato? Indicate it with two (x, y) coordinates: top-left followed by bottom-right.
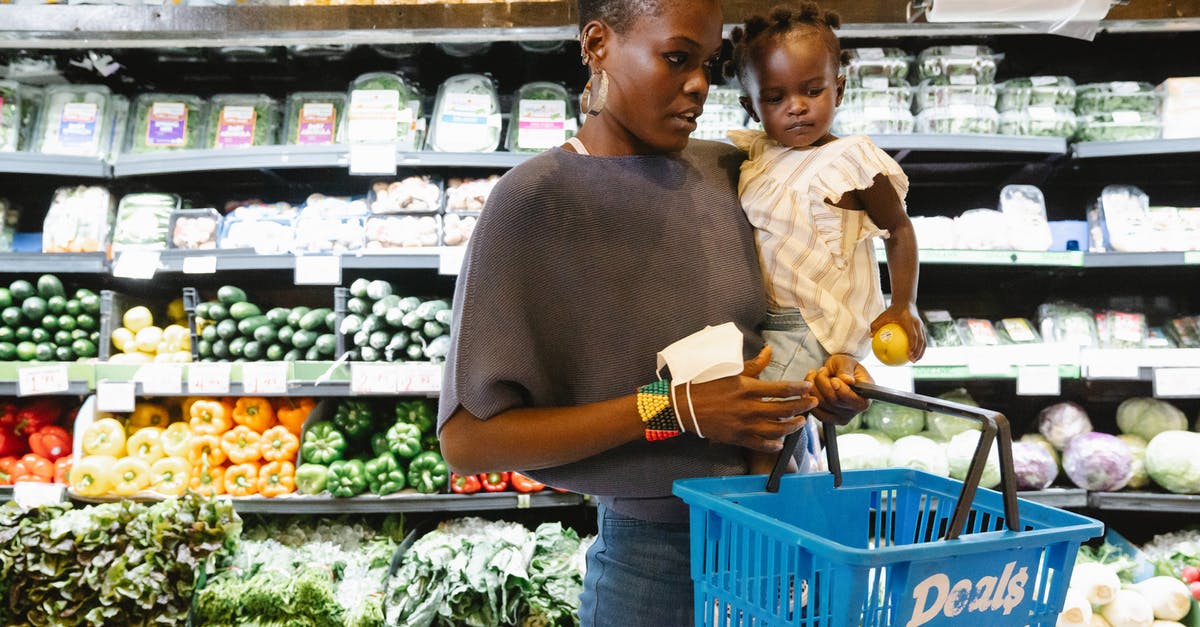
(1183, 565), (1200, 585)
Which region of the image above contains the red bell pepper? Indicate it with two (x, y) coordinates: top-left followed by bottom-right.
(29, 424), (71, 462)
(54, 456), (72, 485)
(0, 423), (27, 457)
(510, 472), (545, 493)
(478, 471), (510, 492)
(11, 454), (53, 483)
(450, 473), (482, 494)
(10, 398), (61, 437)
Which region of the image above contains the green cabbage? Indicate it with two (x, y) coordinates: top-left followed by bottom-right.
(1116, 397), (1188, 442)
(888, 435), (949, 476)
(834, 433), (891, 471)
(1116, 433), (1150, 490)
(1146, 430), (1200, 494)
(862, 400), (926, 440)
(946, 429), (1001, 489)
(925, 388), (981, 440)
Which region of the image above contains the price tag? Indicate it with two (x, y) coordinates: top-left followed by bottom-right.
(294, 255), (342, 285)
(349, 143), (397, 175)
(96, 380), (136, 412)
(868, 364), (914, 393)
(242, 362), (289, 394)
(13, 483), (66, 509)
(397, 362), (443, 393)
(18, 364), (70, 396)
(351, 363), (399, 395)
(516, 493), (532, 509)
(966, 353), (1010, 376)
(1086, 353), (1140, 379)
(182, 255), (218, 274)
(438, 247), (467, 276)
(1017, 366), (1061, 396)
(137, 364), (183, 395)
(112, 250), (161, 280)
(1111, 110), (1142, 124)
(188, 363), (231, 395)
(1185, 251), (1200, 264)
(1153, 367), (1200, 398)
(862, 77), (890, 90)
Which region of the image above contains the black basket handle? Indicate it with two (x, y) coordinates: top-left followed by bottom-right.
(766, 382), (1020, 540)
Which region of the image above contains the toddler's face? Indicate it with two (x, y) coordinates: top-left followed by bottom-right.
(740, 32), (844, 148)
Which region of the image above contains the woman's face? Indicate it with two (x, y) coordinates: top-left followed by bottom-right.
(588, 1), (724, 153)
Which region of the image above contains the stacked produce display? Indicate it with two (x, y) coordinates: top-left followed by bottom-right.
(1058, 532), (1200, 625)
(194, 285), (338, 362)
(0, 397), (76, 486)
(343, 278), (451, 363)
(0, 274), (99, 362)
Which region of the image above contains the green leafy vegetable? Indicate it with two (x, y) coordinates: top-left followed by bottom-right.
(127, 93), (207, 153)
(204, 94), (280, 149)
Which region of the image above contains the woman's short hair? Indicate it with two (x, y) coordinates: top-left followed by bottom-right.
(578, 0), (664, 34)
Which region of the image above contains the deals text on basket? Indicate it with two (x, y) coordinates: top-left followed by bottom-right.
(906, 560), (1029, 627)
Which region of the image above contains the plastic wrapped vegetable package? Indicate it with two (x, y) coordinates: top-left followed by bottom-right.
(445, 176), (499, 213)
(106, 95), (129, 160)
(887, 435), (949, 476)
(112, 192), (181, 253)
(842, 77), (913, 109)
(914, 77), (998, 111)
(1037, 401), (1093, 450)
(347, 72), (425, 150)
(910, 216), (956, 249)
(1075, 82), (1161, 115)
(205, 94), (280, 149)
(1038, 301), (1101, 348)
(1095, 310), (1148, 348)
(915, 45), (999, 83)
(998, 107), (1078, 137)
(219, 202), (297, 254)
(997, 76), (1077, 112)
(831, 106), (914, 135)
(1062, 432), (1133, 491)
(17, 85), (42, 152)
(842, 48), (912, 81)
(996, 318), (1041, 344)
(862, 400), (925, 440)
(1075, 111), (1161, 142)
(0, 80), (21, 152)
(126, 94), (206, 153)
(1116, 397), (1188, 442)
(954, 209), (1011, 249)
(999, 184), (1053, 251)
(369, 176), (442, 214)
(1145, 430), (1200, 494)
(506, 82), (576, 152)
(916, 105), (999, 134)
(34, 84), (113, 156)
(441, 213), (477, 247)
(955, 319), (1001, 346)
(169, 208), (222, 250)
(922, 310), (964, 347)
(293, 195), (367, 254)
(283, 92), (346, 145)
(1010, 440), (1058, 490)
(42, 186), (116, 253)
(364, 215), (440, 249)
(426, 73), (502, 153)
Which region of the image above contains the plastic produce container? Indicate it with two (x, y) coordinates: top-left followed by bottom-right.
(915, 77), (998, 110)
(42, 186), (116, 253)
(916, 45), (998, 83)
(999, 107), (1077, 137)
(1075, 112), (1162, 142)
(169, 208), (222, 250)
(426, 73), (502, 153)
(832, 106), (914, 135)
(1075, 82), (1161, 115)
(506, 82), (575, 153)
(916, 105), (1000, 134)
(0, 81), (22, 152)
(283, 92), (346, 145)
(204, 94), (280, 149)
(125, 94), (207, 153)
(842, 77), (913, 110)
(34, 84), (114, 157)
(347, 72), (424, 150)
(842, 48), (911, 81)
(997, 76), (1076, 112)
(368, 176), (443, 214)
(364, 215), (441, 249)
(445, 176), (499, 213)
(112, 193), (181, 253)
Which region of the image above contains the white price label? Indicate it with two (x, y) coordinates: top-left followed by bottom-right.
(137, 364), (183, 395)
(188, 363), (231, 394)
(516, 493), (532, 509)
(439, 247), (467, 276)
(18, 365), (70, 396)
(351, 363), (400, 394)
(856, 47), (885, 60)
(96, 380), (137, 412)
(1087, 356), (1140, 379)
(349, 143), (397, 175)
(1017, 366), (1061, 396)
(868, 364), (914, 393)
(966, 353), (1010, 376)
(112, 250), (161, 280)
(1153, 367), (1200, 398)
(294, 255), (342, 285)
(862, 77), (890, 90)
(242, 362), (289, 394)
(182, 255), (218, 274)
(13, 483), (65, 509)
(397, 362), (443, 393)
(1111, 110), (1142, 124)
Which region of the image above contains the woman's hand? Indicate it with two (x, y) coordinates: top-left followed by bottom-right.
(870, 302), (927, 362)
(673, 347), (818, 453)
(805, 354), (872, 425)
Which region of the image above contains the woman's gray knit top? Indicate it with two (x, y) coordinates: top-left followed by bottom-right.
(438, 139), (767, 523)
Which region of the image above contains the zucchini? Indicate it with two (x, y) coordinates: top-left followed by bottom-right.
(369, 330), (390, 350)
(425, 335), (451, 360)
(415, 299), (450, 321)
(228, 337), (247, 358)
(360, 346), (380, 362)
(422, 321), (445, 339)
(265, 343), (285, 361)
(324, 310), (338, 333)
(291, 329), (317, 349)
(434, 308), (452, 326)
(402, 311), (423, 330)
(217, 285), (247, 305)
(361, 315), (384, 335)
(286, 307), (310, 328)
(253, 325), (277, 345)
(352, 330), (369, 348)
(283, 348), (303, 362)
(349, 277), (371, 299)
(372, 295), (401, 317)
(397, 296), (422, 314)
(347, 298), (370, 316)
(277, 325), (295, 346)
(237, 315), (270, 337)
(299, 308), (331, 331)
(340, 314), (363, 336)
(315, 333), (336, 356)
(216, 319), (239, 340)
(384, 308), (406, 329)
(366, 280), (393, 301)
(242, 340), (264, 361)
(405, 343), (424, 361)
(212, 339), (230, 359)
(265, 307), (291, 326)
(206, 303), (229, 321)
(229, 302), (262, 321)
(304, 346), (322, 361)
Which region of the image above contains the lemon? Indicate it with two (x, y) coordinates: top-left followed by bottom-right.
(135, 326), (164, 353)
(163, 325), (190, 352)
(166, 298), (186, 323)
(111, 327), (135, 352)
(872, 323), (910, 366)
(123, 306), (154, 333)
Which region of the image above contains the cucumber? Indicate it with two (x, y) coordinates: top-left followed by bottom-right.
(397, 296), (422, 314)
(361, 315), (384, 335)
(265, 344), (285, 361)
(229, 302), (262, 321)
(434, 308), (452, 326)
(212, 339), (230, 359)
(197, 339), (212, 358)
(324, 310), (338, 333)
(46, 296), (66, 315)
(422, 321), (445, 338)
(0, 327), (13, 342)
(79, 292), (101, 315)
(217, 285), (247, 305)
(36, 275), (65, 299)
(0, 289), (10, 309)
(76, 314), (96, 331)
(299, 308), (331, 331)
(402, 311), (423, 330)
(54, 330), (72, 347)
(315, 333), (337, 356)
(41, 315), (59, 332)
(70, 339), (96, 359)
(237, 315), (270, 337)
(384, 308), (406, 329)
(369, 330), (390, 350)
(194, 301), (211, 320)
(0, 342), (14, 360)
(386, 332), (408, 351)
(30, 328), (50, 344)
(90, 331), (99, 344)
(206, 303), (229, 321)
(201, 324), (218, 343)
(286, 307), (310, 328)
(291, 329), (317, 349)
(253, 325), (277, 345)
(57, 315), (76, 332)
(70, 329), (89, 341)
(242, 340), (263, 361)
(352, 329), (369, 348)
(0, 307), (20, 327)
(283, 348), (303, 362)
(277, 325), (295, 346)
(228, 337), (246, 358)
(405, 343), (424, 361)
(360, 346), (380, 362)
(65, 299), (81, 316)
(14, 327), (31, 341)
(366, 280), (393, 301)
(22, 297), (47, 321)
(15, 341), (35, 361)
(8, 280), (34, 302)
(415, 299), (450, 321)
(55, 346), (73, 361)
(372, 295), (401, 318)
(347, 297), (370, 316)
(34, 342), (54, 361)
(216, 319), (239, 340)
(349, 277), (371, 299)
(265, 307), (291, 327)
(304, 346), (322, 361)
(425, 335), (451, 360)
(340, 314), (362, 336)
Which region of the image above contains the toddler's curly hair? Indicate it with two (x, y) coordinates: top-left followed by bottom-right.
(725, 3), (844, 83)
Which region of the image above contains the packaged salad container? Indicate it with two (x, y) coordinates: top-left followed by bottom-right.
(506, 82), (575, 153)
(42, 186), (116, 253)
(842, 48), (911, 81)
(284, 92), (346, 145)
(34, 84), (114, 157)
(426, 74), (502, 153)
(0, 81), (21, 152)
(204, 94), (281, 149)
(832, 106), (914, 135)
(915, 105), (999, 134)
(999, 107), (1077, 137)
(1075, 111), (1162, 142)
(915, 45), (998, 83)
(364, 215), (441, 249)
(1075, 82), (1161, 116)
(125, 94), (208, 153)
(17, 85), (43, 152)
(169, 208), (222, 250)
(843, 77), (913, 110)
(997, 77), (1076, 112)
(347, 72), (424, 150)
(915, 77), (997, 111)
(111, 193), (181, 253)
(219, 202), (297, 254)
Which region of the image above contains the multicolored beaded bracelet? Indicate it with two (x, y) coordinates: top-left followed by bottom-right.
(637, 379), (682, 441)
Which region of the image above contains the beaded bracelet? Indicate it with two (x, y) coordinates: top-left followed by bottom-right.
(637, 379), (682, 441)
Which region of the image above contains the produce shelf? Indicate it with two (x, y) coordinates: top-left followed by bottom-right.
(1083, 251), (1197, 267)
(1087, 491), (1200, 513)
(0, 362), (94, 396)
(156, 249), (445, 273)
(222, 491), (586, 515)
(1072, 137), (1200, 159)
(0, 486), (9, 502)
(93, 361), (442, 397)
(1018, 488), (1089, 509)
(0, 152), (110, 178)
(1081, 348), (1200, 381)
(870, 134), (1068, 155)
(912, 249), (1084, 267)
(912, 364), (1080, 380)
(0, 253), (110, 274)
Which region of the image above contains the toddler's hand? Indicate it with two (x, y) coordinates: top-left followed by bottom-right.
(870, 303), (927, 362)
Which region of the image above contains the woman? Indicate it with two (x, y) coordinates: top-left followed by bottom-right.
(438, 1), (872, 624)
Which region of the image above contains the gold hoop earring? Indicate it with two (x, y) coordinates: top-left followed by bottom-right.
(582, 69), (609, 117)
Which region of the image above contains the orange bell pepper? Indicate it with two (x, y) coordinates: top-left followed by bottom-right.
(189, 434), (227, 467)
(224, 462), (259, 497)
(179, 397), (203, 423)
(260, 426), (299, 463)
(232, 397), (276, 433)
(12, 453), (54, 483)
(190, 464), (225, 497)
(0, 456), (18, 484)
(189, 400), (232, 436)
(54, 456), (73, 485)
(160, 422), (192, 458)
(220, 426), (262, 464)
(258, 461), (295, 498)
(275, 398), (315, 436)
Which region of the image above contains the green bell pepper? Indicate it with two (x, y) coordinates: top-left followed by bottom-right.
(406, 450), (449, 494)
(295, 463), (329, 495)
(422, 431), (439, 453)
(327, 459), (368, 498)
(365, 452), (406, 496)
(370, 432), (390, 457)
(332, 399), (375, 441)
(394, 399), (435, 434)
(386, 421), (423, 460)
(301, 421), (347, 465)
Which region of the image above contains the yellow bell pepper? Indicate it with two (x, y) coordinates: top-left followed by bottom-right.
(82, 418), (127, 457)
(126, 427), (164, 463)
(128, 402), (171, 430)
(71, 455), (116, 497)
(111, 457), (152, 496)
(150, 457), (191, 496)
(160, 422), (192, 458)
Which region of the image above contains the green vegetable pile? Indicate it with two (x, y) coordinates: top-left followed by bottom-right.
(193, 515), (404, 627)
(297, 398), (448, 497)
(0, 493), (240, 626)
(386, 518), (591, 627)
(0, 274), (100, 362)
(343, 278), (451, 363)
(195, 284), (338, 362)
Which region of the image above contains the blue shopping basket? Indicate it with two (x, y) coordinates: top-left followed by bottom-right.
(674, 383), (1103, 627)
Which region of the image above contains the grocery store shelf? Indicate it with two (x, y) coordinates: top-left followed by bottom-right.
(112, 145), (531, 176)
(870, 134), (1068, 155)
(908, 344), (1081, 380)
(1087, 492), (1200, 513)
(915, 249), (1084, 267)
(0, 253), (109, 274)
(1081, 348), (1200, 381)
(227, 491), (586, 514)
(912, 364), (1080, 380)
(0, 152), (110, 178)
(1084, 251), (1198, 267)
(158, 249), (446, 273)
(1018, 488), (1088, 509)
(1072, 138), (1200, 159)
(94, 361), (442, 397)
(0, 360), (94, 396)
